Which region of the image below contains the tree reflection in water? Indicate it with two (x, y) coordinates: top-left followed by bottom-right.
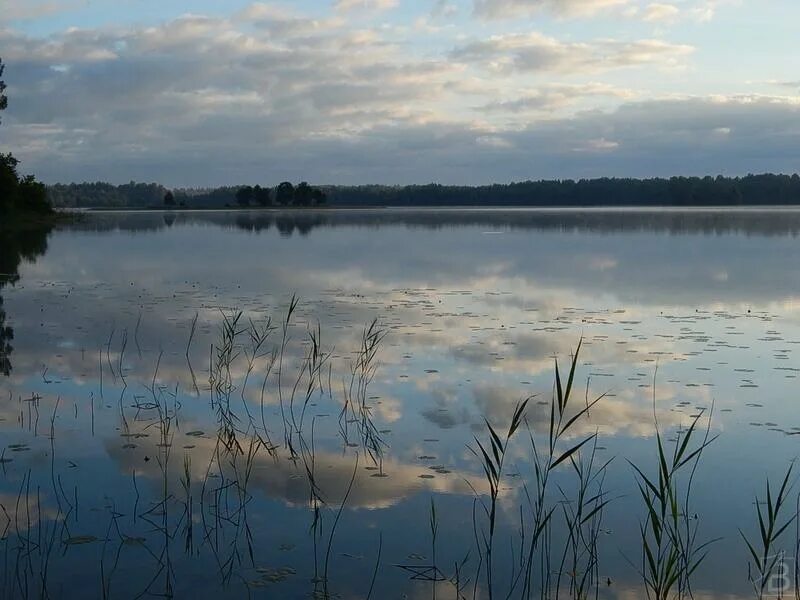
(0, 224), (52, 375)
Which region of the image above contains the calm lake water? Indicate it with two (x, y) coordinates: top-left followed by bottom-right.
(3, 208), (800, 599)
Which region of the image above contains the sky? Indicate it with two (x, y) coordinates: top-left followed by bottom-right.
(0, 0), (798, 186)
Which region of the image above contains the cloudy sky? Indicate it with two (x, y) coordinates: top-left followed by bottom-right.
(1, 0), (799, 186)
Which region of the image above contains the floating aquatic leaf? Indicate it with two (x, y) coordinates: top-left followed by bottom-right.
(122, 536), (146, 546)
(65, 535), (98, 545)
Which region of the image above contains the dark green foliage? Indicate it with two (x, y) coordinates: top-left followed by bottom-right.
(163, 190), (175, 206)
(740, 464), (796, 599)
(0, 60), (52, 217)
(46, 174), (800, 209)
(254, 185), (271, 206)
(0, 153), (18, 213)
(235, 186), (254, 207)
(631, 406), (717, 600)
(174, 186), (238, 208)
(312, 188), (327, 205)
(18, 175), (50, 213)
(0, 154), (52, 215)
(48, 181), (167, 208)
(276, 181), (295, 206)
(294, 181), (313, 206)
(49, 181), (329, 209)
(234, 185), (275, 207)
(320, 175), (800, 207)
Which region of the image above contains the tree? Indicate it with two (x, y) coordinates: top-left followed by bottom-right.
(235, 185), (254, 207)
(276, 181), (295, 206)
(0, 57), (7, 123)
(0, 154), (19, 213)
(18, 175), (50, 213)
(163, 190), (175, 206)
(294, 181), (313, 206)
(312, 188), (327, 205)
(254, 184), (271, 207)
(0, 59), (52, 216)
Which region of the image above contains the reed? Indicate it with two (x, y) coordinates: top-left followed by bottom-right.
(515, 339), (608, 600)
(741, 464), (795, 599)
(7, 306), (798, 600)
(629, 395), (717, 600)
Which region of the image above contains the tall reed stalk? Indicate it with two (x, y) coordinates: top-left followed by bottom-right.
(741, 464), (795, 599)
(630, 390), (717, 600)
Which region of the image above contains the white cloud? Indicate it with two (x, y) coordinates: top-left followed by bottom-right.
(573, 137), (621, 152)
(334, 0), (399, 12)
(0, 0), (82, 23)
(473, 0), (631, 19)
(690, 6), (712, 20)
(768, 80), (800, 90)
(477, 82), (636, 113)
(451, 32), (694, 74)
(432, 0), (459, 17)
(688, 0), (728, 22)
(642, 3), (680, 22)
(0, 4), (796, 186)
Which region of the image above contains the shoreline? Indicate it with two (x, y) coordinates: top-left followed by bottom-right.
(0, 210), (79, 231)
(71, 204), (800, 213)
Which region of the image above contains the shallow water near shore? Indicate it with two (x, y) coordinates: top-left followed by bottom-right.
(3, 207), (800, 599)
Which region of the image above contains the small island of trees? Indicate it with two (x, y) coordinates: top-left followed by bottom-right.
(156, 182), (328, 209)
(229, 181), (327, 208)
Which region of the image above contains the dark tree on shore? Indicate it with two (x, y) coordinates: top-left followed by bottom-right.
(1, 155), (50, 214)
(254, 184), (271, 207)
(276, 181), (295, 206)
(294, 181), (313, 206)
(235, 186), (254, 207)
(312, 188), (327, 205)
(0, 59), (51, 216)
(163, 190), (175, 206)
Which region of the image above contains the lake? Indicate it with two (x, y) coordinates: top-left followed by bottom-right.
(2, 208), (800, 599)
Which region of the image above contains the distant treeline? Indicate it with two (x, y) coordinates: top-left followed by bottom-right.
(47, 181), (167, 208)
(48, 181), (328, 209)
(322, 174), (800, 207)
(47, 174), (800, 208)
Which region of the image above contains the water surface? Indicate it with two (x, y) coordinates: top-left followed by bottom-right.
(3, 208), (800, 599)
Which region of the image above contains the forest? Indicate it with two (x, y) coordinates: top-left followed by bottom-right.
(320, 174), (800, 207)
(46, 174), (800, 209)
(48, 181), (328, 209)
